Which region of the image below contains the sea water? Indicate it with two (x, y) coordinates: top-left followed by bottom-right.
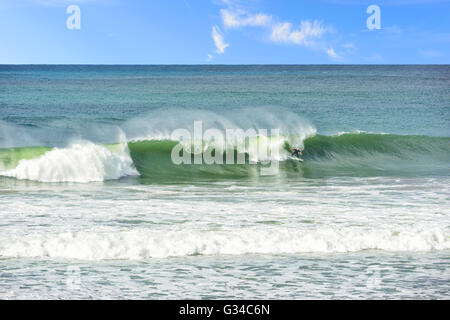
(0, 65), (449, 299)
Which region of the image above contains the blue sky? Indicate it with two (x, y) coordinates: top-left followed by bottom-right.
(0, 0), (449, 64)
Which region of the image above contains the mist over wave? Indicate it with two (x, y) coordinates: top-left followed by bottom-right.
(122, 107), (316, 145)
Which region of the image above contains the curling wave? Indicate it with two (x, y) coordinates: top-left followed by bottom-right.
(0, 133), (449, 182)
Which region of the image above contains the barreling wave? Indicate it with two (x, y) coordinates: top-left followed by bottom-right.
(0, 132), (449, 183)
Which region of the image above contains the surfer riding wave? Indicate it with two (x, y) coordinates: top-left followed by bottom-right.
(290, 147), (303, 160)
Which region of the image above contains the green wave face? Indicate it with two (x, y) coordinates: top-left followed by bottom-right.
(304, 133), (450, 159)
(127, 140), (256, 183)
(0, 146), (52, 171)
(127, 133), (450, 181)
(301, 133), (450, 177)
(1, 133), (449, 182)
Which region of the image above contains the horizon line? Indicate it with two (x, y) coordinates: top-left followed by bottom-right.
(1, 63), (449, 66)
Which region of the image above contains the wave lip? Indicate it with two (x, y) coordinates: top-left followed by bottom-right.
(1, 227), (448, 260)
(0, 142), (139, 183)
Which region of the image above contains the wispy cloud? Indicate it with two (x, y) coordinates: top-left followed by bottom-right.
(207, 0), (338, 60)
(270, 20), (326, 45)
(212, 25), (229, 54)
(327, 47), (339, 59)
(221, 9), (272, 29)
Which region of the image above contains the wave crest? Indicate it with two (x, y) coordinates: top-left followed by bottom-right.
(1, 142), (138, 182)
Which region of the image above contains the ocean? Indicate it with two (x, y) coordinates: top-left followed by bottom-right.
(0, 65), (449, 299)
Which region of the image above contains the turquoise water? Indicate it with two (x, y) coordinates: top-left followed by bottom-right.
(0, 65), (449, 299)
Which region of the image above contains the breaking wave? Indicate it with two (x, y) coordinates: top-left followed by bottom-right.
(0, 142), (138, 183)
(0, 133), (449, 182)
(1, 226), (448, 260)
(0, 107), (449, 182)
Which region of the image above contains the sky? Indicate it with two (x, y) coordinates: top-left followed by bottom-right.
(0, 0), (449, 64)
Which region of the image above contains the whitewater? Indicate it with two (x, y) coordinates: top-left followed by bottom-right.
(0, 65), (449, 299)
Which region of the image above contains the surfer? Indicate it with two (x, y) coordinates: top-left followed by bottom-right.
(290, 147), (302, 159)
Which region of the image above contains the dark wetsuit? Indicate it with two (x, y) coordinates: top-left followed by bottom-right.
(292, 149), (301, 158)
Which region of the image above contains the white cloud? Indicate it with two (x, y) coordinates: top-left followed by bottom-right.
(212, 25), (229, 54)
(209, 2), (339, 60)
(327, 47), (339, 59)
(206, 54), (213, 62)
(270, 20), (326, 45)
(221, 9), (272, 29)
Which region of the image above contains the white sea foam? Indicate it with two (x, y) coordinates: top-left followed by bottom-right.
(0, 142), (138, 183)
(1, 227), (448, 260)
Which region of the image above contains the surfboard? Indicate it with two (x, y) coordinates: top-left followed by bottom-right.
(288, 156), (303, 162)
